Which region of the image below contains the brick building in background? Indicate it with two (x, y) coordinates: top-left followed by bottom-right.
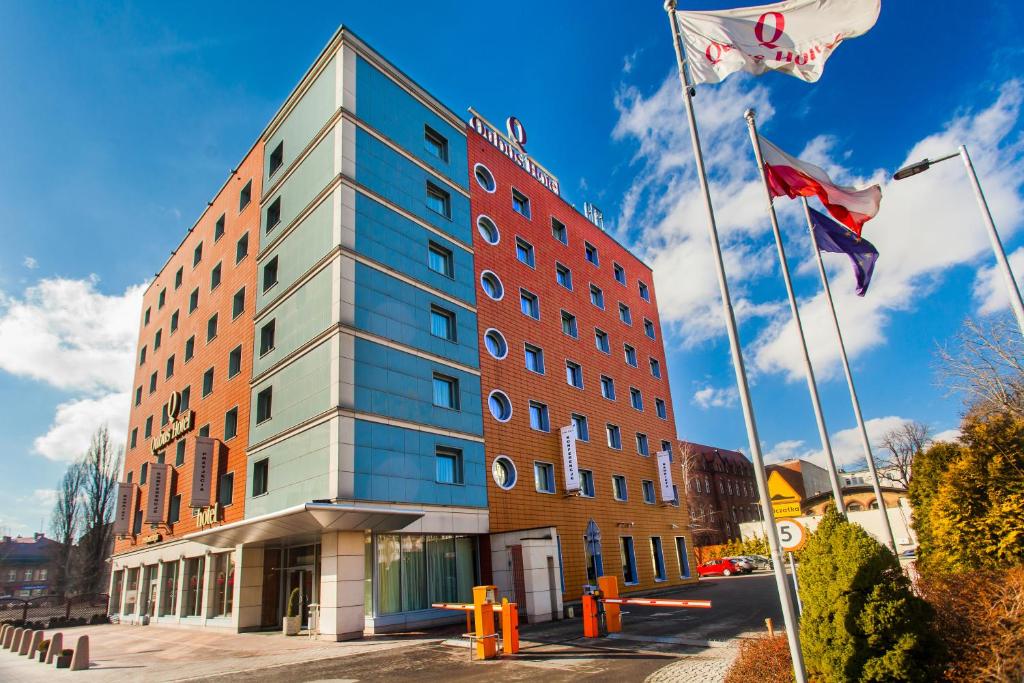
(0, 534), (59, 598)
(681, 442), (760, 546)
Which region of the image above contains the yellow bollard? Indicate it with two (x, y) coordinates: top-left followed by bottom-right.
(598, 575), (621, 633)
(472, 585), (497, 660)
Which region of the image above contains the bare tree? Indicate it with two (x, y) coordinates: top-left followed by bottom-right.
(876, 421), (932, 490)
(50, 462), (86, 598)
(77, 426), (122, 594)
(937, 316), (1024, 418)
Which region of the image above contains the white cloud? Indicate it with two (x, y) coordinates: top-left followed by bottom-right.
(764, 438), (807, 463)
(972, 246), (1024, 315)
(0, 276), (145, 393)
(32, 392), (129, 462)
(692, 384), (739, 409)
(23, 256), (38, 270)
(623, 49), (642, 75)
(27, 489), (58, 508)
(932, 428), (961, 443)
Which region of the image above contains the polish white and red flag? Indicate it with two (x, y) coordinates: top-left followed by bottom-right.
(760, 135), (881, 235)
(677, 0), (880, 85)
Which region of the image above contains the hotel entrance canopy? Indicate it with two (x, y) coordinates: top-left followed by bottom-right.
(182, 501), (425, 548)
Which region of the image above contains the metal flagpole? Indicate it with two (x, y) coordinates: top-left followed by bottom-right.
(800, 197), (898, 553)
(744, 109), (847, 516)
(959, 145), (1024, 335)
(665, 4), (807, 681)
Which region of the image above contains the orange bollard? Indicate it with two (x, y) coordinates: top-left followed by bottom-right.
(472, 585), (498, 660)
(582, 593), (600, 638)
(501, 598), (519, 654)
(598, 576), (621, 633)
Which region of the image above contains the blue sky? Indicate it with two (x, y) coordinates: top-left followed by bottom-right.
(1, 1), (1023, 535)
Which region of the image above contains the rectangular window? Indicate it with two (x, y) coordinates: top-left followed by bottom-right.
(224, 407), (238, 440)
(566, 360), (583, 389)
(607, 424), (622, 449)
(644, 318), (656, 339)
(167, 495), (180, 525)
(161, 402), (169, 426)
(520, 289), (539, 319)
(170, 310), (179, 334)
(175, 439), (186, 467)
(189, 287), (199, 313)
(207, 314), (218, 342)
(624, 344), (638, 367)
(219, 472), (234, 506)
(239, 180), (252, 211)
(637, 433), (650, 456)
(140, 462), (148, 485)
(651, 537), (667, 581)
(130, 428), (137, 449)
(202, 368), (214, 397)
(259, 320), (276, 356)
(630, 387), (643, 411)
(571, 414), (590, 441)
(516, 237), (535, 267)
(166, 355), (175, 379)
(144, 307), (151, 326)
(199, 424), (210, 437)
(600, 375), (616, 401)
(149, 371), (157, 393)
(135, 386), (142, 406)
(556, 263), (572, 290)
(180, 386), (190, 411)
(620, 536), (638, 585)
(590, 284), (604, 309)
(675, 537), (691, 578)
(529, 401), (550, 432)
(256, 387), (273, 423)
(428, 242), (454, 278)
(430, 306), (456, 341)
(435, 447), (463, 484)
(512, 188), (531, 218)
(595, 328), (610, 354)
(639, 281), (651, 302)
(214, 213), (226, 241)
(613, 475), (628, 501)
(551, 217), (567, 244)
(424, 125), (449, 162)
(426, 182), (451, 218)
(672, 484), (680, 506)
(266, 197), (281, 232)
(228, 345), (242, 378)
(193, 242), (203, 267)
(232, 288), (246, 319)
(158, 288), (166, 309)
(262, 256), (279, 293)
(656, 398), (667, 420)
(210, 262), (222, 291)
(253, 458), (269, 496)
(650, 358), (662, 379)
(642, 479), (655, 504)
(613, 262), (626, 285)
(432, 373), (459, 409)
(139, 345), (147, 365)
(584, 241), (599, 266)
(154, 329), (162, 350)
(174, 268), (183, 290)
(236, 232), (249, 263)
(269, 141), (284, 176)
(184, 336), (195, 363)
(619, 303), (632, 325)
(580, 469), (595, 497)
(524, 344), (545, 374)
(561, 310), (578, 338)
(144, 416), (153, 438)
(534, 462), (555, 494)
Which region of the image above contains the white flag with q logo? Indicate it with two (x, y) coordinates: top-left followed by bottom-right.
(676, 0), (879, 85)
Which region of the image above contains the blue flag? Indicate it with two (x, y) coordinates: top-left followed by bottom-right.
(809, 207), (879, 296)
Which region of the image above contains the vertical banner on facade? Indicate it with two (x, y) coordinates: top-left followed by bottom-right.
(191, 436), (216, 508)
(145, 463), (170, 524)
(560, 425), (581, 492)
(113, 482), (135, 535)
(656, 450), (675, 503)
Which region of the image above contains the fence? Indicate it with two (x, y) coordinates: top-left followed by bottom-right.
(0, 593), (110, 629)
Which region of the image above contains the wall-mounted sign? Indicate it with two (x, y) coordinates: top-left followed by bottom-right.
(584, 202), (605, 230)
(113, 482), (136, 536)
(656, 451), (675, 503)
(143, 533), (162, 545)
(560, 425), (581, 493)
(192, 503), (221, 529)
(469, 110), (560, 196)
(190, 436), (216, 508)
(150, 391), (194, 454)
(145, 463), (170, 524)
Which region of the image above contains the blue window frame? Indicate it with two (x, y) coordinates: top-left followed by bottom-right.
(534, 461), (555, 493)
(520, 289), (540, 319)
(430, 306), (456, 341)
(676, 536), (691, 578)
(571, 413), (590, 441)
(524, 344), (545, 374)
(651, 537), (667, 581)
(435, 447), (463, 484)
(529, 401), (550, 432)
(432, 373), (459, 409)
(620, 536), (638, 585)
(516, 237), (535, 267)
(428, 242), (454, 278)
(512, 188), (532, 218)
(642, 479), (655, 504)
(580, 469), (595, 497)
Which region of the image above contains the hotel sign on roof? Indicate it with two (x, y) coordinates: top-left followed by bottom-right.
(469, 109), (560, 196)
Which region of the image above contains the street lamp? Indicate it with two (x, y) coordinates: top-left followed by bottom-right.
(894, 145), (1024, 334)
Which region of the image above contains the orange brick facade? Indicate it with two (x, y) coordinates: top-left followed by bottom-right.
(114, 143), (263, 557)
(468, 126), (698, 599)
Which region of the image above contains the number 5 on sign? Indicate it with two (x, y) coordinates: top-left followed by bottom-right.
(776, 519), (808, 552)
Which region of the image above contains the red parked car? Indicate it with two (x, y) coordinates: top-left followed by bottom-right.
(697, 558), (741, 577)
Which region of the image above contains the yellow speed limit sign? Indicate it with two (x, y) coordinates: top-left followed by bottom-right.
(776, 519), (808, 552)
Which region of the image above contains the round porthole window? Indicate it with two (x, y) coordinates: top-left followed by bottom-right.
(474, 163), (496, 193)
(483, 328), (508, 360)
(492, 456), (517, 490)
(488, 390), (513, 422)
(480, 271), (504, 300)
(477, 215), (500, 245)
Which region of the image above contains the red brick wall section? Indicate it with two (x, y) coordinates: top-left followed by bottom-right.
(114, 142), (262, 557)
(468, 127), (698, 599)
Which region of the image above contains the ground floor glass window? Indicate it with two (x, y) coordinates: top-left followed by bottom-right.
(211, 552), (235, 617)
(124, 567), (139, 615)
(375, 533), (476, 615)
(183, 556), (205, 617)
(109, 570), (123, 614)
(160, 561), (178, 616)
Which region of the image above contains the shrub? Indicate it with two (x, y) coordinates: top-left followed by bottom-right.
(286, 587), (301, 619)
(798, 506), (941, 682)
(724, 634), (795, 683)
(918, 567), (1024, 682)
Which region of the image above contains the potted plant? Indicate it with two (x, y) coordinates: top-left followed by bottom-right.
(282, 587), (301, 636)
(56, 648), (73, 669)
(36, 640), (49, 662)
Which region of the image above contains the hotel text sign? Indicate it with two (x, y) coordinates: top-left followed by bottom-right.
(469, 115), (560, 196)
(191, 436), (216, 508)
(560, 425), (581, 493)
(656, 450), (675, 503)
(151, 391), (194, 454)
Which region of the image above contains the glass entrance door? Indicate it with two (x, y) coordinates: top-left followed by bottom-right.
(286, 568), (313, 628)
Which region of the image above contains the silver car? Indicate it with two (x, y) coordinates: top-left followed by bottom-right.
(725, 556), (755, 573)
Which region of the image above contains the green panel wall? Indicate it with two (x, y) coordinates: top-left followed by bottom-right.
(245, 420), (332, 517)
(261, 131), (335, 249)
(249, 339), (332, 446)
(253, 265), (335, 378)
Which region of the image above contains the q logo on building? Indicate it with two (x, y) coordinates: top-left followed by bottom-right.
(167, 390), (181, 419)
(505, 116), (527, 152)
